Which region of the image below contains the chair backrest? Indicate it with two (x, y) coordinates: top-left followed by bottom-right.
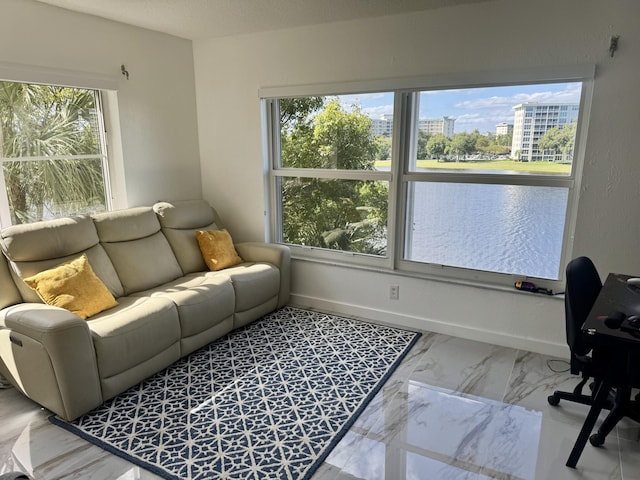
(565, 256), (602, 357)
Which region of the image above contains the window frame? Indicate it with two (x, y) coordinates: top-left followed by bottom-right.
(261, 65), (595, 290)
(0, 62), (123, 227)
(264, 96), (396, 270)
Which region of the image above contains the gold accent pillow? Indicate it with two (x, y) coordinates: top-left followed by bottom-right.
(24, 254), (118, 319)
(196, 229), (244, 271)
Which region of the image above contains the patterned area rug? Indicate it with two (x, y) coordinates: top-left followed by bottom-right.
(50, 306), (420, 480)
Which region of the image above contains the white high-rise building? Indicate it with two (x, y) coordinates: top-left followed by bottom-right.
(511, 103), (579, 161)
(418, 116), (455, 137)
(496, 122), (513, 136)
(370, 114), (393, 136)
(369, 115), (455, 138)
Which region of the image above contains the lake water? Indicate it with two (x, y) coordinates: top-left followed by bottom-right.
(405, 182), (568, 279)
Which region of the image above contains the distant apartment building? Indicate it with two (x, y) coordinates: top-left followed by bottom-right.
(511, 103), (579, 161)
(370, 114), (394, 136)
(418, 116), (455, 137)
(495, 122), (513, 136)
(370, 115), (455, 137)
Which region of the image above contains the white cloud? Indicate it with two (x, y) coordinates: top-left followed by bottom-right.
(455, 96), (514, 109)
(454, 84), (582, 110)
(361, 104), (394, 118)
(338, 92), (388, 106)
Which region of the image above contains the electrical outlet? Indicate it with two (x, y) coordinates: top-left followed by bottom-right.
(390, 285), (399, 300)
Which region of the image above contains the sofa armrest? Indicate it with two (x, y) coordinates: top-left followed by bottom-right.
(235, 242), (291, 308)
(0, 303), (103, 420)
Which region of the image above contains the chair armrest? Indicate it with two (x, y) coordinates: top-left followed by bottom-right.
(235, 242), (291, 308)
(0, 303), (103, 420)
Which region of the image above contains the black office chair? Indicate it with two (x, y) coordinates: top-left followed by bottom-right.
(548, 256), (604, 407)
(550, 257), (640, 451)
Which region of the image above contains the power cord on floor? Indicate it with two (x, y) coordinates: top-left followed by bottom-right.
(546, 358), (570, 373)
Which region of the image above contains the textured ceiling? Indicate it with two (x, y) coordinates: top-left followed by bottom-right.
(34, 0), (491, 40)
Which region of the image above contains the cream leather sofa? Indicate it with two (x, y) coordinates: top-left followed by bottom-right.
(0, 200), (290, 421)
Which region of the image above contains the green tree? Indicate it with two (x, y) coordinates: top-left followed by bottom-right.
(484, 144), (510, 155)
(537, 121), (577, 162)
(374, 135), (392, 160)
(426, 133), (451, 160)
(280, 99), (387, 254)
(280, 97), (324, 133)
(475, 135), (491, 152)
(416, 130), (432, 160)
(495, 133), (512, 147)
(476, 134), (510, 156)
(0, 82), (105, 224)
(448, 132), (477, 160)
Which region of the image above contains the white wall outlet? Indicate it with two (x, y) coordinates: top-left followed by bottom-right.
(390, 284), (400, 300)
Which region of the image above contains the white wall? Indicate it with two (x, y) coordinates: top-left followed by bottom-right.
(3, 0), (633, 357)
(193, 0), (640, 356)
(0, 0), (202, 206)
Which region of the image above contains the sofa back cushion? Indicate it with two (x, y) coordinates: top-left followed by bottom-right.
(0, 216), (124, 302)
(0, 255), (22, 309)
(93, 207), (183, 295)
(154, 200), (221, 274)
(2, 215), (97, 261)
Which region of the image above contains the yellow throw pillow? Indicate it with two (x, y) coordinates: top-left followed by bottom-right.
(196, 229), (244, 271)
(24, 254), (118, 319)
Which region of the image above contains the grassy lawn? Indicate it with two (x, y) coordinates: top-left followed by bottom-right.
(375, 159), (571, 174)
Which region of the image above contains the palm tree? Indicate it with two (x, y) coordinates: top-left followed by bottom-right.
(0, 81), (107, 224)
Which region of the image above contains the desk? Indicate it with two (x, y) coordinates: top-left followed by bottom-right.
(583, 273), (640, 346)
(567, 273), (640, 468)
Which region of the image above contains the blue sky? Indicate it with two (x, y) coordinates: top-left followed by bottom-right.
(338, 82), (582, 134)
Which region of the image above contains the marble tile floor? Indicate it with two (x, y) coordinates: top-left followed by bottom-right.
(2, 330), (640, 479)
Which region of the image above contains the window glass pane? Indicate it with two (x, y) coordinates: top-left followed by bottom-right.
(411, 83), (582, 176)
(281, 177), (388, 256)
(2, 158), (106, 224)
(0, 83), (101, 157)
(0, 82), (108, 225)
(280, 93), (393, 171)
(405, 182), (569, 279)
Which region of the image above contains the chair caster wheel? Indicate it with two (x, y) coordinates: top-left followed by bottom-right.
(548, 394), (560, 406)
(589, 433), (605, 447)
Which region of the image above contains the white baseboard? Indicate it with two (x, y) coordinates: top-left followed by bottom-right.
(289, 293), (569, 359)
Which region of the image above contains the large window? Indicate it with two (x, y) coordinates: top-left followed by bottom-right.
(0, 81), (111, 226)
(274, 95), (391, 257)
(263, 68), (592, 288)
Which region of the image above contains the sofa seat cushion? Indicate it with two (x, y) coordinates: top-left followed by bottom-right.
(130, 273), (235, 338)
(214, 262), (280, 312)
(87, 296), (180, 379)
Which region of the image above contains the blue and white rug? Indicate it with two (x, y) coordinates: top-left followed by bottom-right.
(51, 306), (420, 480)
